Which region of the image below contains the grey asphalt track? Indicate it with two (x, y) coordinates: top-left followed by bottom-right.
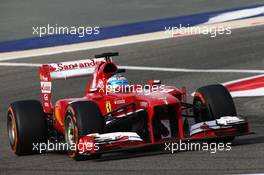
(0, 25), (264, 175)
(1, 0), (264, 41)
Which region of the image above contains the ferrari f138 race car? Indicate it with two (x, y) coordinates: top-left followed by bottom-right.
(7, 52), (251, 160)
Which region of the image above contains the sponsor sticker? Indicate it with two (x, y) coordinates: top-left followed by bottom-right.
(114, 99), (125, 104)
(106, 101), (112, 113)
(40, 75), (49, 81)
(40, 82), (51, 93)
(44, 94), (49, 100)
(50, 58), (105, 72)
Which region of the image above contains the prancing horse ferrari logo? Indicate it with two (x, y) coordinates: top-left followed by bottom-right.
(106, 101), (112, 113)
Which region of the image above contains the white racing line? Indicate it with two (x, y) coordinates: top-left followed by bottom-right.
(119, 66), (264, 74)
(0, 62), (264, 75)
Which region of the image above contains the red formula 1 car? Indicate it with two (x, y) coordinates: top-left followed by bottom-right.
(7, 52), (251, 160)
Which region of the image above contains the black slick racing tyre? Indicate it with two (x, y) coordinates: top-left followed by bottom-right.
(193, 84), (237, 123)
(7, 100), (48, 155)
(64, 101), (104, 160)
(193, 84), (236, 142)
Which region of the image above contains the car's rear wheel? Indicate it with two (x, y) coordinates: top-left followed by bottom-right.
(64, 101), (104, 160)
(193, 84), (236, 142)
(7, 100), (48, 155)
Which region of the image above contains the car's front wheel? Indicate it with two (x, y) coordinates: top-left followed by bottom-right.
(193, 84), (237, 122)
(64, 101), (104, 160)
(193, 84), (236, 142)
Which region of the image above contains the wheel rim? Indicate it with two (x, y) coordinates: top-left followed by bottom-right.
(193, 98), (204, 123)
(66, 115), (75, 146)
(194, 99), (202, 113)
(7, 112), (16, 146)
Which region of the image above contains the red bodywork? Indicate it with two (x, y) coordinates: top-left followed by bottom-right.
(38, 55), (250, 154)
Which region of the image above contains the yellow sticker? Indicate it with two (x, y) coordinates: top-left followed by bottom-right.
(106, 101), (112, 113)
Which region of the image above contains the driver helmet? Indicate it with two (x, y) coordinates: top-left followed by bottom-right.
(107, 73), (129, 89)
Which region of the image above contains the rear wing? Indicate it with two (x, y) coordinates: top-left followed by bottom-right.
(39, 52), (119, 113)
(40, 58), (107, 80)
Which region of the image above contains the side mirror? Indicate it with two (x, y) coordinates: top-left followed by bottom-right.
(89, 87), (99, 93)
(148, 80), (161, 86)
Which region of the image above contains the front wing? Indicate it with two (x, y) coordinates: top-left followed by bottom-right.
(77, 117), (252, 155)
